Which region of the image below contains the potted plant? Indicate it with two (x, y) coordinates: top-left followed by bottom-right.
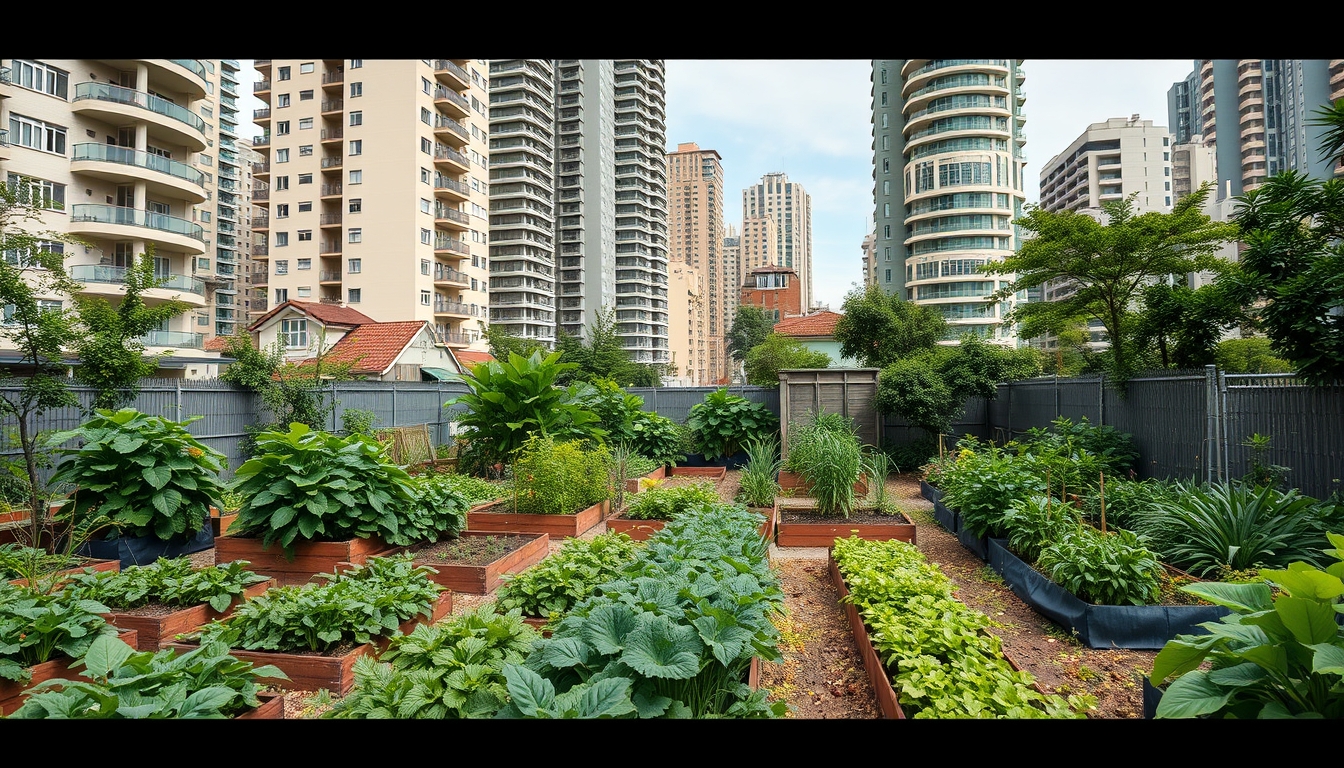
(605, 479), (724, 541)
(46, 409), (224, 568)
(493, 532), (640, 631)
(8, 632), (288, 719)
(682, 388), (777, 470)
(61, 558), (273, 650)
(466, 435), (612, 538)
(216, 424), (420, 586)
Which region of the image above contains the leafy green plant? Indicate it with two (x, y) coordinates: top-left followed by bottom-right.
(575, 378), (644, 446)
(47, 408), (225, 542)
(1020, 416), (1139, 478)
(1240, 432), (1291, 489)
(1001, 495), (1080, 564)
(0, 544), (82, 583)
(340, 408), (379, 439)
(622, 480), (721, 522)
(325, 604), (539, 719)
(937, 439), (1047, 538)
(1128, 481), (1341, 578)
(863, 446), (892, 511)
(432, 473), (505, 505)
(737, 435), (781, 509)
(783, 410), (855, 474)
(8, 633), (286, 719)
(0, 581), (116, 683)
(507, 435), (611, 516)
(61, 558), (269, 613)
(802, 430), (863, 517)
(684, 388), (777, 462)
(1037, 526), (1162, 606)
(1078, 476), (1183, 531)
(227, 423), (419, 557)
(833, 535), (1092, 719)
(628, 410), (684, 467)
(195, 554), (441, 654)
(494, 533), (640, 623)
(403, 472), (471, 543)
(1150, 532), (1344, 718)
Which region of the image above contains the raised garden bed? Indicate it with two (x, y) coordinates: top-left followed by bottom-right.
(677, 451), (749, 470)
(403, 531), (550, 594)
(666, 466), (727, 482)
(213, 534), (402, 587)
(777, 471), (869, 498)
(827, 551), (904, 719)
(986, 537), (1230, 650)
(606, 507), (775, 542)
(101, 579), (276, 651)
(237, 690), (286, 719)
(624, 465), (667, 494)
(0, 628), (139, 716)
(922, 482), (987, 558)
(466, 499), (608, 539)
(210, 506), (238, 537)
(774, 499), (916, 549)
(7, 557), (120, 589)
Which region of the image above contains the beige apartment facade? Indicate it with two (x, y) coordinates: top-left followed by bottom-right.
(737, 214), (777, 279)
(666, 260), (704, 386)
(248, 59), (490, 354)
(666, 141), (724, 385)
(743, 172), (812, 311)
(0, 58), (236, 376)
(1039, 115), (1174, 215)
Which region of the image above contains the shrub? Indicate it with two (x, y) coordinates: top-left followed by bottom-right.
(432, 474), (505, 505)
(1037, 527), (1162, 606)
(622, 480), (721, 521)
(508, 435), (611, 516)
(227, 424), (420, 557)
(1001, 495), (1080, 564)
(47, 408), (226, 542)
(403, 473), (472, 542)
(937, 440), (1047, 538)
(494, 532), (639, 622)
(1018, 416), (1139, 477)
(628, 410), (684, 467)
(340, 408), (379, 439)
(575, 378), (643, 445)
(685, 388), (777, 462)
(0, 582), (116, 683)
(883, 435), (938, 474)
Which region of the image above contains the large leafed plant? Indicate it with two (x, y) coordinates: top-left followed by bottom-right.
(685, 388), (777, 462)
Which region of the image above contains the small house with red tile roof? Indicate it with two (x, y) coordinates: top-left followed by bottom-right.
(247, 300), (379, 361)
(771, 310), (857, 367)
(453, 349), (496, 369)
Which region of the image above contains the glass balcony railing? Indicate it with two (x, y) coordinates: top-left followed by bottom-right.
(168, 59), (207, 80)
(70, 204), (205, 242)
(73, 83), (206, 134)
(136, 329), (204, 349)
(71, 264), (205, 296)
(72, 144), (205, 188)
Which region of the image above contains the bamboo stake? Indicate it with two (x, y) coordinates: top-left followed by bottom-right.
(1099, 471), (1107, 534)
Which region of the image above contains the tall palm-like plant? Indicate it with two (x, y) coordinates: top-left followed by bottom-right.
(1308, 97), (1344, 168)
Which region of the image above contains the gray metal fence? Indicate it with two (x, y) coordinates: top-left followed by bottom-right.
(626, 385), (779, 423)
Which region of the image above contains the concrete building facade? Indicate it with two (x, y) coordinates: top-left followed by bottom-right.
(742, 172), (811, 311)
(1039, 115), (1174, 214)
(666, 141), (724, 384)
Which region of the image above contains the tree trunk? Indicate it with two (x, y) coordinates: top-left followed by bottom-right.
(16, 410), (45, 552)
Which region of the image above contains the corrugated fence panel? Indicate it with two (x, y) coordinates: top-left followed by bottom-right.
(626, 386), (779, 424)
(1103, 376), (1208, 483)
(1223, 376), (1344, 499)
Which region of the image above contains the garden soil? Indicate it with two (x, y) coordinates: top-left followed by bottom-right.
(192, 470), (1155, 719)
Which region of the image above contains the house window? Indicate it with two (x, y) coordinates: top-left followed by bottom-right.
(275, 148), (290, 163)
(347, 258), (361, 273)
(420, 290), (431, 305)
(299, 89), (313, 101)
(348, 228), (362, 243)
(420, 229), (431, 245)
(349, 111), (362, 127)
(274, 176), (290, 191)
(349, 82), (362, 98)
(299, 144), (313, 156)
(7, 176), (65, 210)
(275, 259), (289, 274)
(12, 60), (68, 99)
(297, 231), (312, 242)
(420, 198), (431, 214)
(300, 62), (315, 74)
(420, 259), (430, 276)
(275, 288), (288, 303)
(298, 173), (313, 185)
(276, 94), (290, 108)
(421, 107), (432, 126)
(276, 120), (290, 135)
(349, 170), (362, 184)
(299, 117), (314, 130)
(350, 60), (362, 69)
(281, 318), (308, 348)
(277, 66), (291, 81)
(349, 199), (362, 213)
(8, 114), (67, 155)
(274, 233), (289, 247)
(349, 140), (361, 156)
(348, 288), (361, 303)
(297, 257), (311, 269)
(298, 201), (312, 212)
(296, 286), (311, 298)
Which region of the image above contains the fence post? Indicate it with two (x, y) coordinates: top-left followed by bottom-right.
(1098, 373), (1105, 426)
(391, 382), (397, 426)
(1205, 364), (1218, 485)
(1054, 374), (1060, 418)
(1219, 368), (1230, 483)
(174, 378), (183, 421)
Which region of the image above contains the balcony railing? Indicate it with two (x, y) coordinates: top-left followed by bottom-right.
(434, 115), (469, 139)
(0, 67), (10, 86)
(434, 266), (470, 283)
(320, 242), (342, 254)
(434, 146), (469, 166)
(137, 329), (204, 349)
(252, 188), (268, 201)
(251, 299), (268, 313)
(321, 156), (343, 169)
(321, 99), (343, 113)
(73, 83), (207, 134)
(319, 213), (342, 225)
(321, 183), (342, 196)
(322, 70), (344, 85)
(252, 162), (270, 175)
(435, 207), (470, 225)
(254, 80), (271, 92)
(252, 134), (270, 147)
(321, 128), (343, 141)
(70, 205), (205, 242)
(168, 60), (207, 80)
(320, 270), (341, 281)
(434, 300), (472, 315)
(433, 86), (470, 112)
(435, 176), (470, 196)
(71, 264), (205, 295)
(434, 237), (470, 255)
(253, 108), (270, 120)
(434, 59), (471, 83)
(252, 245), (268, 257)
(252, 215), (269, 228)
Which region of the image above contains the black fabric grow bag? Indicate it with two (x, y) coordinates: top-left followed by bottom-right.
(77, 521), (215, 569)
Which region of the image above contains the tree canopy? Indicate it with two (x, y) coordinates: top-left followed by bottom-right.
(743, 333), (831, 386)
(554, 308), (663, 387)
(833, 284), (947, 368)
(726, 305), (775, 364)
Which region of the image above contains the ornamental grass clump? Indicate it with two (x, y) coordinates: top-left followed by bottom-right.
(785, 411), (863, 517)
(508, 435), (611, 516)
(737, 435), (781, 509)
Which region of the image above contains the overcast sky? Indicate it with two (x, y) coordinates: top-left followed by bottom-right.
(243, 59), (1197, 311)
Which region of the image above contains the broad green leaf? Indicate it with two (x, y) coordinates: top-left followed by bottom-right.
(579, 603), (639, 657)
(541, 638), (590, 669)
(1154, 671), (1230, 719)
(1151, 636), (1217, 683)
(180, 686), (240, 717)
(81, 634), (135, 679)
(141, 465), (171, 490)
(619, 616), (701, 680)
(1180, 581), (1273, 613)
(502, 664), (555, 715)
(1239, 644), (1290, 676)
(573, 677), (636, 718)
(1259, 563), (1344, 601)
(1207, 662), (1269, 688)
(1309, 642), (1344, 676)
(1274, 596), (1340, 645)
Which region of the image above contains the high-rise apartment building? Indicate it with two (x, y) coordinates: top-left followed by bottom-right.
(737, 215), (777, 277)
(236, 138), (262, 316)
(247, 59), (491, 354)
(722, 224), (741, 335)
(742, 172), (811, 311)
(860, 229), (877, 288)
(1039, 115), (1173, 214)
(666, 141), (724, 384)
(666, 260), (704, 385)
(872, 59), (1028, 344)
(0, 58), (237, 375)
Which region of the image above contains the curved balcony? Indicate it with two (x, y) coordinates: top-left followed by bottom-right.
(434, 60), (471, 91)
(136, 329), (205, 350)
(71, 264), (207, 307)
(70, 144), (207, 203)
(69, 204), (206, 255)
(95, 59), (208, 98)
(72, 83), (207, 151)
(433, 86), (471, 119)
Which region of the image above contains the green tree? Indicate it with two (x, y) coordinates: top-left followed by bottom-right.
(743, 333), (831, 386)
(833, 284), (947, 368)
(0, 183), (85, 546)
(485, 324), (548, 362)
(72, 245), (191, 410)
(1308, 97), (1344, 168)
(726, 305), (775, 364)
(1131, 281), (1245, 370)
(985, 183), (1236, 382)
(1213, 337), (1293, 374)
(1222, 170), (1344, 384)
(554, 308), (662, 387)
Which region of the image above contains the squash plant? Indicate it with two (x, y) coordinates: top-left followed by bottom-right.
(685, 388), (777, 462)
(8, 633), (286, 719)
(0, 581), (116, 683)
(61, 558), (269, 614)
(494, 532), (639, 623)
(227, 423), (419, 557)
(46, 408), (225, 541)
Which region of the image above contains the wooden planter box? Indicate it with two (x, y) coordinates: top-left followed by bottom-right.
(405, 531), (550, 594)
(777, 471), (869, 497)
(0, 629), (139, 715)
(210, 506), (239, 537)
(8, 557), (120, 589)
(466, 499), (608, 538)
(165, 590), (452, 694)
(667, 466), (727, 481)
(624, 465), (668, 494)
(828, 552), (904, 719)
(773, 501), (916, 549)
(237, 690), (286, 719)
(607, 508), (775, 543)
(101, 580), (276, 651)
(213, 533), (402, 587)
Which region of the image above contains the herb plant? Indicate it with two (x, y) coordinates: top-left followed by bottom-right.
(433, 474), (505, 505)
(1019, 416), (1138, 477)
(1037, 526), (1162, 606)
(60, 558), (270, 613)
(47, 408), (226, 541)
(684, 388), (777, 462)
(937, 440), (1047, 538)
(227, 423), (419, 557)
(8, 633), (286, 719)
(0, 581), (116, 683)
(403, 472), (471, 543)
(622, 480), (721, 521)
(494, 532), (640, 622)
(737, 435), (781, 509)
(508, 435), (611, 516)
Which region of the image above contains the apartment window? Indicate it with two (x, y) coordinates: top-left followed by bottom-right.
(297, 231), (312, 243)
(349, 111), (362, 127)
(275, 148), (290, 163)
(420, 259), (430, 276)
(277, 66), (291, 81)
(1163, 151), (1170, 161)
(348, 228), (362, 243)
(276, 120), (290, 135)
(199, 154), (212, 167)
(881, 92), (887, 107)
(350, 60), (363, 69)
(349, 140), (362, 156)
(300, 62), (315, 74)
(420, 290), (433, 307)
(8, 114), (67, 154)
(884, 203), (890, 218)
(298, 201), (312, 212)
(275, 176), (290, 191)
(296, 287), (311, 298)
(299, 144), (313, 156)
(884, 269), (892, 282)
(7, 176), (65, 210)
(276, 94), (291, 108)
(349, 82), (362, 98)
(299, 89), (314, 101)
(349, 170), (362, 184)
(420, 198), (431, 214)
(420, 137), (431, 155)
(2, 239), (63, 267)
(883, 225), (891, 238)
(421, 77), (432, 94)
(348, 288), (361, 303)
(881, 135), (889, 151)
(349, 199), (362, 213)
(298, 173), (312, 184)
(347, 258), (361, 273)
(1164, 167), (1171, 176)
(883, 180), (890, 195)
(420, 168), (430, 184)
(12, 60), (68, 99)
(299, 117), (313, 130)
(275, 259), (289, 274)
(420, 228), (431, 245)
(297, 257), (312, 269)
(281, 318), (307, 348)
(275, 233), (289, 248)
(884, 247), (892, 261)
(880, 68), (887, 86)
(421, 107), (432, 126)
(275, 288), (288, 303)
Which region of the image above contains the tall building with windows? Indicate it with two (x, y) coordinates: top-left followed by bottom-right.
(1039, 115), (1173, 214)
(666, 141), (724, 384)
(0, 58), (235, 375)
(742, 172), (811, 311)
(246, 59), (492, 354)
(721, 223), (741, 341)
(872, 59), (1028, 344)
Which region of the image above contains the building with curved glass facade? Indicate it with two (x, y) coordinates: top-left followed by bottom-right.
(871, 59), (1027, 344)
